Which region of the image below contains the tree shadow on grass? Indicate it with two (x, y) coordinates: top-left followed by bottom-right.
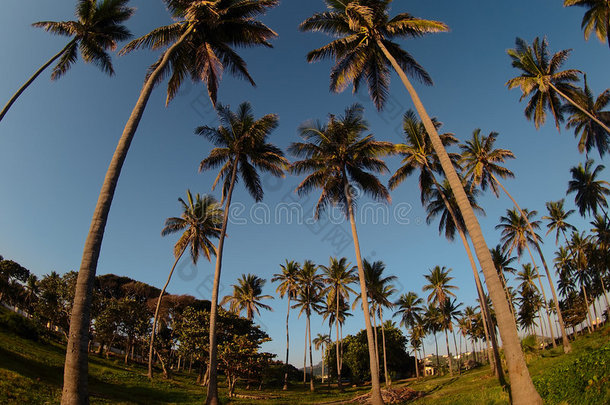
(421, 376), (460, 396)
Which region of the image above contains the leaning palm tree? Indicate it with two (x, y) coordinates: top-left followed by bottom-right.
(0, 0), (134, 123)
(567, 159), (610, 218)
(313, 333), (332, 384)
(461, 130), (572, 353)
(293, 260), (324, 392)
(289, 103), (393, 402)
(320, 257), (357, 391)
(301, 3), (539, 401)
(198, 101), (287, 403)
(272, 260), (301, 390)
(543, 199), (578, 245)
(563, 0), (610, 48)
(221, 274), (273, 320)
(562, 76), (610, 157)
(148, 191), (222, 379)
(62, 3), (279, 404)
(506, 36), (610, 133)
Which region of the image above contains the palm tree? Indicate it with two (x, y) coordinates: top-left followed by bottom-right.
(423, 304), (442, 370)
(272, 260), (301, 390)
(221, 274), (273, 320)
(490, 245), (518, 322)
(439, 298), (463, 375)
(423, 266), (457, 307)
(289, 103), (393, 402)
(0, 0), (134, 123)
(461, 130), (571, 352)
(148, 191), (222, 378)
(313, 333), (332, 383)
(198, 100), (287, 403)
(506, 36), (610, 133)
(590, 215), (610, 309)
(293, 260), (324, 392)
(567, 159), (610, 218)
(516, 264), (542, 336)
(562, 76), (610, 157)
(568, 232), (597, 330)
(320, 257), (357, 391)
(300, 3), (538, 401)
(394, 292), (423, 377)
(563, 0), (610, 48)
(543, 199), (578, 245)
(375, 280), (396, 386)
(62, 3), (279, 403)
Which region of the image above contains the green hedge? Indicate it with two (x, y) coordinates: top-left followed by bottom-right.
(533, 343), (610, 404)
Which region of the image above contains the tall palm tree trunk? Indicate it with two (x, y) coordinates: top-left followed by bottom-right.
(433, 332), (439, 370)
(343, 176), (383, 405)
(379, 311), (390, 386)
(62, 27), (194, 405)
(148, 245), (188, 378)
(431, 177), (504, 382)
(303, 331), (307, 384)
(376, 39), (542, 404)
(283, 296), (291, 391)
(524, 244), (556, 346)
(549, 83), (610, 134)
(444, 329), (453, 375)
(336, 294), (343, 391)
(206, 157), (239, 405)
(307, 314), (314, 392)
(599, 276), (610, 310)
(0, 39), (77, 123)
(452, 330), (460, 374)
(413, 346), (419, 378)
(372, 305), (380, 377)
(582, 282), (594, 333)
(492, 174), (571, 352)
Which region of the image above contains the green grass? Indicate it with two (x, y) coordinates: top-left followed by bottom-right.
(0, 315), (608, 404)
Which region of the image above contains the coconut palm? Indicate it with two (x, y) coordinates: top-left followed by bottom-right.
(423, 266), (457, 307)
(543, 199), (578, 245)
(423, 304), (442, 370)
(272, 260), (301, 390)
(293, 260), (324, 392)
(567, 232), (597, 330)
(409, 322), (425, 378)
(567, 159), (610, 218)
(0, 0), (134, 123)
(221, 274), (273, 320)
(562, 76), (610, 157)
(516, 264), (542, 336)
(289, 103), (393, 401)
(462, 130), (571, 352)
(590, 215), (610, 308)
(374, 280), (397, 386)
(313, 333), (332, 383)
(63, 3), (279, 403)
(148, 191), (222, 378)
(301, 3), (536, 400)
(321, 293), (352, 386)
(198, 101), (287, 403)
(490, 245), (518, 322)
(394, 292), (423, 376)
(320, 257), (357, 391)
(506, 36), (610, 133)
(439, 298), (462, 375)
(563, 0), (610, 48)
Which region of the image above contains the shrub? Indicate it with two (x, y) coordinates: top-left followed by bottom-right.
(533, 343), (610, 404)
(0, 311), (39, 341)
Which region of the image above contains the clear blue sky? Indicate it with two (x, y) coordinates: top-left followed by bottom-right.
(0, 1), (608, 367)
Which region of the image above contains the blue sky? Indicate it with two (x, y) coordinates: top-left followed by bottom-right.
(0, 0), (608, 367)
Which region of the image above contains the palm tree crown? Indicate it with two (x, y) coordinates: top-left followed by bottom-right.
(299, 0), (448, 110)
(422, 266), (458, 306)
(320, 257), (357, 305)
(393, 291), (423, 330)
(563, 0), (610, 47)
(542, 199), (577, 244)
(121, 0), (279, 105)
(272, 260), (301, 300)
(221, 273), (273, 320)
(567, 159), (610, 217)
(289, 103), (394, 217)
(506, 37), (580, 131)
(495, 208), (542, 258)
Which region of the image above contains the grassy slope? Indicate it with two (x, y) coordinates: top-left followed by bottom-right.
(0, 318), (608, 404)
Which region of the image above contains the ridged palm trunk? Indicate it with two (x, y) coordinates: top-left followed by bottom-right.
(148, 246), (188, 378)
(307, 313), (314, 392)
(376, 39), (542, 404)
(0, 39), (77, 123)
(206, 158), (239, 405)
(283, 296), (291, 390)
(335, 294), (343, 391)
(492, 174), (570, 353)
(61, 28), (194, 405)
(343, 176), (383, 405)
(431, 178), (504, 382)
(379, 311), (391, 386)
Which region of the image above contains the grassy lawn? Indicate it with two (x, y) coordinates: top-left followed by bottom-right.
(0, 319), (608, 404)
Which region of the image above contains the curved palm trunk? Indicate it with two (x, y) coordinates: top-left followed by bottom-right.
(376, 39), (542, 404)
(283, 296), (291, 391)
(524, 244), (556, 346)
(444, 329), (453, 375)
(492, 174), (571, 353)
(0, 39), (77, 123)
(431, 177), (505, 383)
(343, 176), (383, 405)
(206, 157), (239, 405)
(307, 313), (314, 392)
(379, 311), (390, 386)
(549, 83), (610, 134)
(148, 245), (188, 378)
(336, 293), (343, 391)
(61, 27), (194, 405)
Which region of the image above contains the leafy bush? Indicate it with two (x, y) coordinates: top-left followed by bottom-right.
(533, 343), (610, 404)
(0, 311), (39, 341)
